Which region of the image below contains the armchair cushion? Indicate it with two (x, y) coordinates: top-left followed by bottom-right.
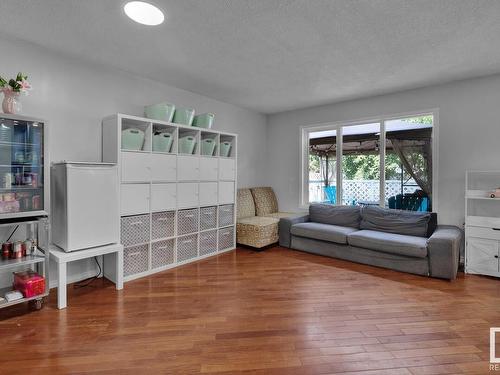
(251, 187), (279, 216)
(236, 216), (279, 248)
(237, 188), (256, 219)
(264, 212), (295, 219)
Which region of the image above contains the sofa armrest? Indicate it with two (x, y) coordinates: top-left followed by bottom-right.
(427, 225), (463, 280)
(279, 214), (309, 248)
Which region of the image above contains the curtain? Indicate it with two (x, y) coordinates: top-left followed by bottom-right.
(391, 139), (432, 199)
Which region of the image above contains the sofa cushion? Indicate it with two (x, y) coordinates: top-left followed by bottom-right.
(309, 204), (361, 228)
(237, 188), (256, 219)
(347, 230), (428, 258)
(291, 222), (358, 245)
(360, 206), (432, 238)
(251, 187), (279, 216)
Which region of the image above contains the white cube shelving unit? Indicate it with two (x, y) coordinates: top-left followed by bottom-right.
(102, 113), (237, 282)
(465, 170), (500, 277)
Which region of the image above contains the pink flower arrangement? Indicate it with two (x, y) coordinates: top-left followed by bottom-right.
(0, 72), (32, 95)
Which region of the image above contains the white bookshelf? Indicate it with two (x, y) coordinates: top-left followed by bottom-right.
(102, 113), (237, 282)
(465, 170), (500, 277)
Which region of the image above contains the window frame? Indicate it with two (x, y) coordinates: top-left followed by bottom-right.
(300, 109), (439, 211)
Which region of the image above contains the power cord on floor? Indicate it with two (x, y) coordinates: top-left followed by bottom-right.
(73, 257), (102, 289)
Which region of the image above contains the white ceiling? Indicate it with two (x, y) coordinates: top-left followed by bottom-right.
(1, 0), (500, 114)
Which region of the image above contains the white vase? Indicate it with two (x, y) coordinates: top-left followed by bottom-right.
(2, 90), (21, 114)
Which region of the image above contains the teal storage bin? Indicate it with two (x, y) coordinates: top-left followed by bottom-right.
(153, 132), (173, 153)
(173, 107), (195, 126)
(220, 141), (232, 157)
(192, 113), (215, 129)
(144, 102), (175, 122)
(201, 138), (216, 156)
(179, 135), (196, 154)
(121, 128), (145, 151)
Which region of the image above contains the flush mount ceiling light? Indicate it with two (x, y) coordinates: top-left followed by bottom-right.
(124, 1), (164, 26)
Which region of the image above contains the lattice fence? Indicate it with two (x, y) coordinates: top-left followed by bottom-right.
(309, 175), (418, 204)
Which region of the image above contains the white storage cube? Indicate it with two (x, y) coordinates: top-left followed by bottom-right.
(151, 153), (176, 182)
(120, 184), (150, 215)
(152, 211), (175, 240)
(177, 234), (198, 262)
(218, 181), (235, 204)
(200, 206), (217, 231)
(121, 152), (151, 182)
(200, 230), (218, 256)
(177, 208), (199, 235)
(199, 182), (218, 206)
(177, 182), (199, 208)
(219, 158), (236, 181)
(152, 239), (175, 269)
(121, 214), (150, 246)
(218, 226), (235, 251)
(151, 183), (176, 211)
(124, 244), (149, 276)
(200, 157), (218, 181)
(177, 155), (200, 181)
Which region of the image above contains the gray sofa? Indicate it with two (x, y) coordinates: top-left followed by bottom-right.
(279, 204), (462, 280)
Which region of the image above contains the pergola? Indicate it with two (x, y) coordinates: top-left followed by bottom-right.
(309, 127), (432, 156)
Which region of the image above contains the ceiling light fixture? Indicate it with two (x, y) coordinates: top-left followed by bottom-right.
(124, 1), (164, 26)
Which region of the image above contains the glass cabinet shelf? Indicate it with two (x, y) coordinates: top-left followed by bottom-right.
(0, 115), (46, 218)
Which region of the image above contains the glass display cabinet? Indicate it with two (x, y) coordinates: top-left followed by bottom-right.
(0, 114), (47, 218)
(0, 114), (49, 310)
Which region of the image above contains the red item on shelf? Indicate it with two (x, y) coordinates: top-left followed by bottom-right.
(13, 270), (45, 298)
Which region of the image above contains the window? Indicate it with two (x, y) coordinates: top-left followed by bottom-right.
(301, 112), (437, 212)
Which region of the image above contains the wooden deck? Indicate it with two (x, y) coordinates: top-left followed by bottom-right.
(0, 246), (499, 374)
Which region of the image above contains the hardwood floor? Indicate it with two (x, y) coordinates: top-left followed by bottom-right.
(1, 246), (499, 374)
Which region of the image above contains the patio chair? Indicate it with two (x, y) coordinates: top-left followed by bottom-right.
(323, 186), (336, 204)
(388, 193), (429, 211)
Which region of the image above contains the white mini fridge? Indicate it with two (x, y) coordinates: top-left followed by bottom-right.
(51, 162), (119, 252)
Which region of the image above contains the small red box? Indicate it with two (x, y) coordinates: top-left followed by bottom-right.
(13, 270), (45, 298)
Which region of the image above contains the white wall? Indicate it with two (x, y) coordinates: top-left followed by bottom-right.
(0, 35), (267, 286)
(267, 74), (500, 227)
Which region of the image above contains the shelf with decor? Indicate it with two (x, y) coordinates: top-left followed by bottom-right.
(102, 113), (237, 282)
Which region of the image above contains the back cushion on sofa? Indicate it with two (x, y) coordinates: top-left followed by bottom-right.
(237, 188), (256, 219)
(360, 206), (435, 238)
(309, 204), (361, 228)
(251, 187), (279, 216)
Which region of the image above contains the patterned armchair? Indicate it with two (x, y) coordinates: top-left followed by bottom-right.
(236, 187), (293, 248)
